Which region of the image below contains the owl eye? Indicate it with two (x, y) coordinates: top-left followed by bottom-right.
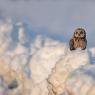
(80, 31), (83, 34)
(75, 31), (78, 34)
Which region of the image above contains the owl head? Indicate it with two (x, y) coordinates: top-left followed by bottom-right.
(73, 28), (86, 38)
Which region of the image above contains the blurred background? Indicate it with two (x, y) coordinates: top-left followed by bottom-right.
(0, 0), (95, 47)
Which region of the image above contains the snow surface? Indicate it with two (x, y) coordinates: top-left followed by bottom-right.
(0, 19), (94, 95)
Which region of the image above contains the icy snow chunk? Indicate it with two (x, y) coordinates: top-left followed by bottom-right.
(65, 65), (95, 95)
(30, 43), (67, 84)
(89, 48), (95, 57)
(31, 80), (49, 95)
(0, 20), (13, 55)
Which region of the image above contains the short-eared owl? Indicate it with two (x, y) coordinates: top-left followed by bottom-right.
(69, 28), (87, 50)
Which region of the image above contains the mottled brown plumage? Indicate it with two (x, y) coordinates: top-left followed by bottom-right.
(69, 28), (87, 50)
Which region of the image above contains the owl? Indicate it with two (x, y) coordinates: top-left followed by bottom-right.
(69, 28), (87, 50)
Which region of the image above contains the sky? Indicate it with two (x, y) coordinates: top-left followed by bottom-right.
(0, 0), (95, 47)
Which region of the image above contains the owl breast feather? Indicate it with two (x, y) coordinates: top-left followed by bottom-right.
(74, 38), (85, 49)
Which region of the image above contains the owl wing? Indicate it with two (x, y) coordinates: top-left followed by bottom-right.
(82, 39), (87, 50)
(69, 38), (75, 50)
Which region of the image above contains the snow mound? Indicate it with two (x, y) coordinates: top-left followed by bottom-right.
(48, 50), (89, 95)
(65, 65), (95, 95)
